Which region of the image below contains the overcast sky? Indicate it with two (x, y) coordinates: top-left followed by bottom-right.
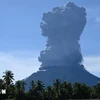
(0, 0), (100, 81)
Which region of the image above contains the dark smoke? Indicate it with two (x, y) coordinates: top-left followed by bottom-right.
(24, 2), (99, 91)
(38, 2), (87, 70)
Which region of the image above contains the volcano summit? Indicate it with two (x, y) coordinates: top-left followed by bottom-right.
(25, 2), (99, 90)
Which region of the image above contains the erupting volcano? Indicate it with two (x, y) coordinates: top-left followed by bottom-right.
(25, 2), (99, 90)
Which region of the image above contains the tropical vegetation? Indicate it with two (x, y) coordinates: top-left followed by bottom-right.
(0, 70), (100, 100)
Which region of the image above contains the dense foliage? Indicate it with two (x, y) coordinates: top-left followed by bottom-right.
(0, 70), (100, 100)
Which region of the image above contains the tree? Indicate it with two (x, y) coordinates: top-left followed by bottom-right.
(93, 83), (100, 98)
(27, 80), (36, 99)
(1, 70), (100, 99)
(36, 80), (45, 99)
(90, 86), (97, 99)
(30, 80), (36, 90)
(26, 80), (45, 100)
(0, 79), (7, 100)
(15, 80), (26, 100)
(2, 70), (14, 99)
(2, 70), (14, 88)
(0, 79), (4, 88)
(53, 79), (61, 99)
(44, 86), (57, 100)
(60, 81), (72, 99)
(72, 82), (91, 99)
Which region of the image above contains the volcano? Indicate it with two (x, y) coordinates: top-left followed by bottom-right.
(24, 2), (99, 90)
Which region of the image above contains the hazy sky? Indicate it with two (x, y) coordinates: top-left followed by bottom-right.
(0, 0), (100, 81)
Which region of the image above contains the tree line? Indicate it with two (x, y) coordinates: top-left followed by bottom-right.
(0, 70), (100, 100)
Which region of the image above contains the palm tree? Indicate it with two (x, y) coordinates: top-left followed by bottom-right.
(15, 80), (26, 93)
(27, 80), (44, 100)
(27, 80), (36, 99)
(44, 86), (57, 100)
(15, 80), (26, 100)
(60, 81), (72, 99)
(2, 70), (14, 88)
(35, 80), (45, 100)
(0, 79), (4, 88)
(72, 82), (91, 99)
(2, 70), (14, 99)
(53, 79), (61, 99)
(93, 83), (100, 98)
(0, 79), (7, 100)
(30, 80), (36, 90)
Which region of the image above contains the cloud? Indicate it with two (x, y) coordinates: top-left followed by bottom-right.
(0, 51), (40, 81)
(83, 56), (100, 77)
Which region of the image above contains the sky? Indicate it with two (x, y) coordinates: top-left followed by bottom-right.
(0, 0), (100, 81)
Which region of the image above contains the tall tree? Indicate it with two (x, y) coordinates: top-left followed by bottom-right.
(53, 79), (61, 99)
(60, 81), (72, 99)
(2, 70), (14, 88)
(27, 80), (36, 99)
(93, 83), (100, 98)
(44, 86), (57, 100)
(0, 79), (4, 88)
(72, 82), (91, 99)
(2, 70), (14, 99)
(35, 80), (45, 100)
(15, 80), (26, 100)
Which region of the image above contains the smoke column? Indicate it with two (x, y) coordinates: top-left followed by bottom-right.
(38, 2), (86, 70)
(24, 2), (99, 91)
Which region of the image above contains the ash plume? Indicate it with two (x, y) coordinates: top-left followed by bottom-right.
(38, 2), (87, 70)
(24, 2), (99, 90)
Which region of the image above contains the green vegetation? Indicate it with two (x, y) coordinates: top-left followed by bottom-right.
(0, 70), (100, 100)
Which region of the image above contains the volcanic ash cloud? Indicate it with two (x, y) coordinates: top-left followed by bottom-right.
(38, 2), (87, 70)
